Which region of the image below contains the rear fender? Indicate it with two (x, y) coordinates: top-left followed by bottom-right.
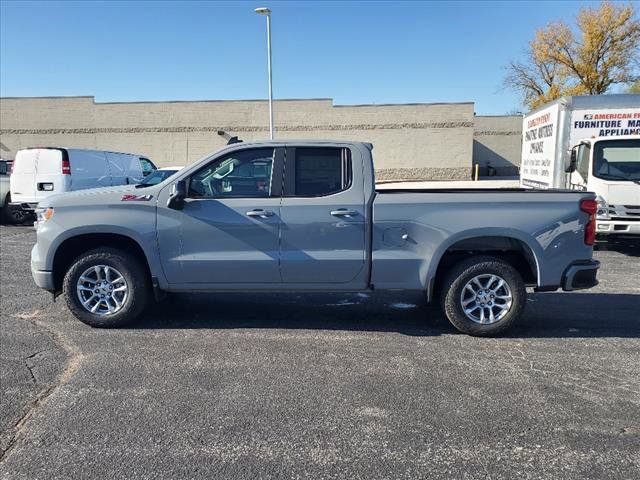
(425, 228), (542, 300)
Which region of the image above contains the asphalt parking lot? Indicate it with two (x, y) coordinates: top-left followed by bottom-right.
(1, 226), (639, 479)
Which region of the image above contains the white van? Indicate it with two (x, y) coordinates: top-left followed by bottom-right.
(9, 148), (156, 218)
(1, 159), (12, 222)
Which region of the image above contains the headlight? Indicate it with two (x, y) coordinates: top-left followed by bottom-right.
(596, 196), (609, 219)
(35, 207), (55, 224)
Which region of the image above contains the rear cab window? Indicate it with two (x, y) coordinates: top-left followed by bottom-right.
(285, 147), (352, 197)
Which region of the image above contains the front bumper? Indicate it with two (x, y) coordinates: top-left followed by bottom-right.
(596, 219), (640, 235)
(32, 269), (55, 291)
(31, 243), (55, 291)
(562, 260), (600, 292)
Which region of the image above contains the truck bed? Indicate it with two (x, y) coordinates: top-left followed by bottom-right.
(371, 187), (594, 292)
(375, 178), (520, 190)
(375, 187), (580, 194)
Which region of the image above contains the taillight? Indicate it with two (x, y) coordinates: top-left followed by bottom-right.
(62, 158), (71, 175)
(580, 198), (597, 246)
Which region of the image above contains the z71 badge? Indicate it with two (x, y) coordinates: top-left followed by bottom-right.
(121, 194), (153, 202)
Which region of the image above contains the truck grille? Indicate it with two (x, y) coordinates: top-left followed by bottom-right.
(608, 204), (640, 220)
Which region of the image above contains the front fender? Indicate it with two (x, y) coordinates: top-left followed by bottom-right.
(35, 206), (164, 285)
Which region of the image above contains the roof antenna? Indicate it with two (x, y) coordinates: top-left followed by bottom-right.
(217, 130), (242, 145)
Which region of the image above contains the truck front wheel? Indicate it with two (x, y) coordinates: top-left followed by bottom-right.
(63, 248), (150, 328)
(440, 256), (525, 336)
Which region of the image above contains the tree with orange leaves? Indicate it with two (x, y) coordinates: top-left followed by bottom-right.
(505, 1), (640, 109)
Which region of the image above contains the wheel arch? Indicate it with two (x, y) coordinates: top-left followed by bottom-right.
(51, 232), (153, 293)
(426, 229), (541, 302)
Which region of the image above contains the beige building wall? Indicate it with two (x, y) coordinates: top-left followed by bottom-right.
(0, 96), (476, 180)
(473, 115), (523, 176)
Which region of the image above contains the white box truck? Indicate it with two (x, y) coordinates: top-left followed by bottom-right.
(520, 94), (640, 236)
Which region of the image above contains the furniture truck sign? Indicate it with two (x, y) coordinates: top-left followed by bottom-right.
(569, 108), (640, 147)
(521, 103), (559, 189)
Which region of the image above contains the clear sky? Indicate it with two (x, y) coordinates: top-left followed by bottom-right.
(0, 0), (603, 115)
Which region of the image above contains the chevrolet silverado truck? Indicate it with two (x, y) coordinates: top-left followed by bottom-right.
(31, 140), (600, 336)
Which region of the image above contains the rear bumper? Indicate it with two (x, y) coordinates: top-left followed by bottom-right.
(561, 260), (600, 292)
(9, 202), (38, 212)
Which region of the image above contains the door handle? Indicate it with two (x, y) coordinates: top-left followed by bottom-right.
(246, 209), (275, 218)
(331, 209), (358, 217)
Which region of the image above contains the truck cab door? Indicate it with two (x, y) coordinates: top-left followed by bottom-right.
(279, 146), (367, 287)
(156, 147), (284, 285)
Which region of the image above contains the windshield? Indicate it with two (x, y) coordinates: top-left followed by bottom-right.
(592, 139), (640, 181)
(139, 169), (178, 186)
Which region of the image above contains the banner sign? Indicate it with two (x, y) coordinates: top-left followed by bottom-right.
(569, 108), (640, 147)
(520, 103), (559, 189)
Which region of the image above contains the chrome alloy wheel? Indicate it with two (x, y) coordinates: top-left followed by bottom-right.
(460, 274), (513, 324)
(76, 265), (128, 316)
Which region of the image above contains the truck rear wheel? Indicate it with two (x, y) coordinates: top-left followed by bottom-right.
(63, 248), (150, 328)
(440, 256), (525, 336)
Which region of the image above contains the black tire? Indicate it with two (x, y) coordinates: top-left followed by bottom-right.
(439, 256), (526, 336)
(6, 200), (28, 225)
(63, 248), (150, 328)
(2, 194), (14, 224)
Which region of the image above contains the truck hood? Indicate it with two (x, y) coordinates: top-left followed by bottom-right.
(40, 184), (161, 208)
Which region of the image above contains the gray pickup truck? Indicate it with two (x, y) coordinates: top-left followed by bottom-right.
(31, 140), (600, 336)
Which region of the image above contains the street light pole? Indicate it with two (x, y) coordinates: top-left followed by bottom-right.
(255, 7), (274, 139)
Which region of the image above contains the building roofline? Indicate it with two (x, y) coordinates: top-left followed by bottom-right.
(97, 98), (335, 105)
(475, 114), (523, 118)
(0, 95), (95, 100)
(0, 95), (474, 108)
(0, 95), (334, 104)
(334, 101), (474, 108)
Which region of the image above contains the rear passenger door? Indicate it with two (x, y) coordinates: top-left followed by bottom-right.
(280, 146), (367, 285)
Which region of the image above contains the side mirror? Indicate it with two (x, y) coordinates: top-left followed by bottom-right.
(565, 146), (578, 173)
(167, 180), (187, 210)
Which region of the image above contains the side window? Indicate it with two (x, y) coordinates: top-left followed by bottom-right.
(188, 148), (274, 198)
(0, 161), (7, 175)
(139, 158), (155, 176)
(293, 147), (351, 197)
(576, 143), (590, 179)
